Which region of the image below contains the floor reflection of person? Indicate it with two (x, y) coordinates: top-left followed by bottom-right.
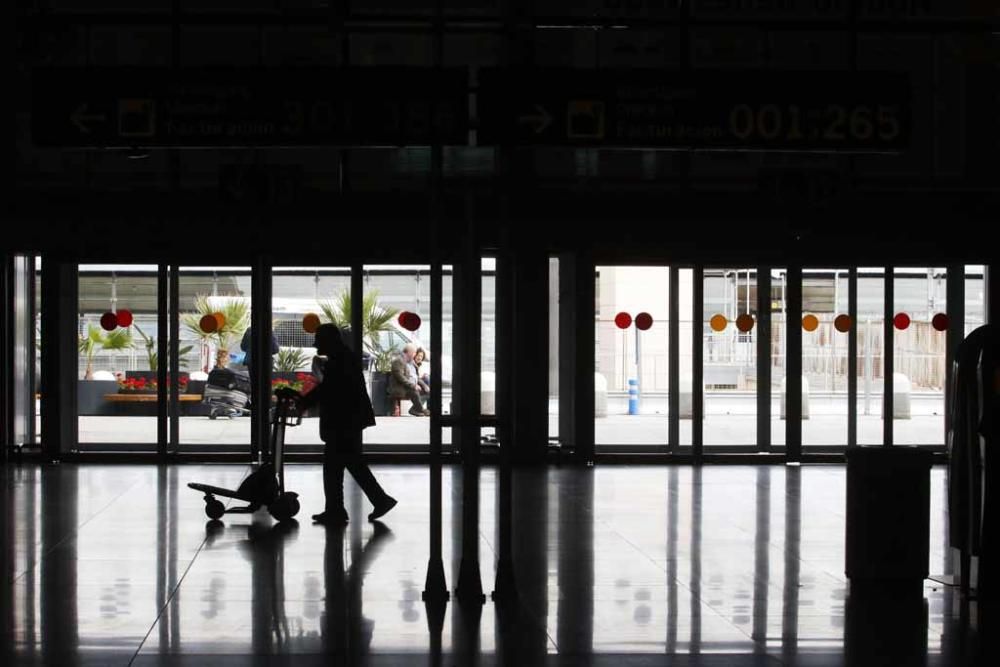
(213, 518), (299, 654)
(322, 522), (393, 661)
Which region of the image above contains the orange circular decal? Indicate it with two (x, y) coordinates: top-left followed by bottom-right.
(710, 314), (728, 332)
(302, 313), (321, 334)
(212, 312), (226, 330)
(802, 314), (819, 332)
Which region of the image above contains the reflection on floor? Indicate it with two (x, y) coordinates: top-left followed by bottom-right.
(3, 463), (995, 665)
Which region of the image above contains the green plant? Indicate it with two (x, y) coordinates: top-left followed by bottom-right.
(374, 343), (401, 373)
(273, 347), (311, 372)
(319, 289), (399, 356)
(132, 322), (193, 371)
(78, 323), (133, 379)
(181, 295), (250, 369)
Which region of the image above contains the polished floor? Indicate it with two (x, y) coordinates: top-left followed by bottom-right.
(2, 463), (994, 665)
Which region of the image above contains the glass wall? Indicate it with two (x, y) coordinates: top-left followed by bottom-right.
(802, 269), (850, 447)
(271, 267), (351, 448)
(704, 268), (757, 447)
(857, 268), (885, 445)
(34, 257), (41, 443)
(77, 265), (160, 447)
(966, 265), (986, 334)
(678, 269), (694, 447)
(770, 268), (787, 447)
(32, 259), (988, 455)
(363, 265), (432, 447)
(548, 257), (559, 442)
(894, 267), (948, 446)
(594, 266), (670, 446)
(480, 257), (497, 445)
(177, 267), (253, 449)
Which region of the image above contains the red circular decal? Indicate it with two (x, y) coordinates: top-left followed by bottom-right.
(398, 312), (422, 332)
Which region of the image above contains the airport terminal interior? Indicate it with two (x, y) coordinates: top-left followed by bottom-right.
(5, 2), (1000, 665)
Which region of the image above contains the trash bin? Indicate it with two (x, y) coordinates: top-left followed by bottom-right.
(845, 446), (933, 594)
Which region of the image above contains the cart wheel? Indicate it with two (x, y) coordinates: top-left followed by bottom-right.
(268, 494), (300, 522)
(205, 497), (225, 520)
(208, 412), (217, 420)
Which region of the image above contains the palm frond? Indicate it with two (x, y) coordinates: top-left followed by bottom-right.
(103, 327), (134, 351)
(319, 289), (399, 353)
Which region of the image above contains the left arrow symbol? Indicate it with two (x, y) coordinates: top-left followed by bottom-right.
(71, 104), (106, 134)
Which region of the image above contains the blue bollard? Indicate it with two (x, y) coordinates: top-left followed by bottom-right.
(628, 378), (639, 415)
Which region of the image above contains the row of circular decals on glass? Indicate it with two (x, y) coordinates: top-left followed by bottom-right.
(98, 309), (133, 330)
(708, 312), (949, 333)
(99, 308), (950, 336)
(96, 309), (426, 334)
(298, 311), (423, 334)
(612, 310), (950, 333)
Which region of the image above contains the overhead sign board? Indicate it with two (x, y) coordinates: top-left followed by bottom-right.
(32, 67), (469, 148)
(478, 68), (910, 152)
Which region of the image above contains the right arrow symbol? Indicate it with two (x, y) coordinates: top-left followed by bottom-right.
(518, 105), (552, 134)
(70, 103), (106, 134)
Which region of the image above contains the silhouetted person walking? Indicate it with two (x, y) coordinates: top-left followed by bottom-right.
(240, 326), (279, 392)
(297, 323), (397, 525)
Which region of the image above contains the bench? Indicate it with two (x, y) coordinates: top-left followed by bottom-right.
(104, 393), (203, 403)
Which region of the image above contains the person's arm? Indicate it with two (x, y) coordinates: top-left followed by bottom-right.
(297, 379), (323, 410)
(297, 362), (327, 410)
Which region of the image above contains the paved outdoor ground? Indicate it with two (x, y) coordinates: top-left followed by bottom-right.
(72, 394), (947, 447)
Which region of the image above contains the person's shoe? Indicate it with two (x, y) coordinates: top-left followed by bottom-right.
(421, 409), (431, 416)
(408, 406), (424, 416)
(368, 495), (398, 522)
(312, 509), (348, 525)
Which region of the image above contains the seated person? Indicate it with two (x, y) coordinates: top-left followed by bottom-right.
(388, 344), (429, 416)
(413, 347), (431, 393)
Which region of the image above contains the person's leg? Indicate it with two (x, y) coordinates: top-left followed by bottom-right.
(406, 387), (425, 414)
(320, 441), (347, 521)
(339, 429), (396, 519)
(338, 429), (386, 503)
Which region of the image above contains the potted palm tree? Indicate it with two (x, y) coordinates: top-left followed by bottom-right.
(319, 289), (399, 416)
(369, 344), (402, 416)
(181, 295), (251, 371)
(129, 322), (194, 392)
(78, 323), (133, 415)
